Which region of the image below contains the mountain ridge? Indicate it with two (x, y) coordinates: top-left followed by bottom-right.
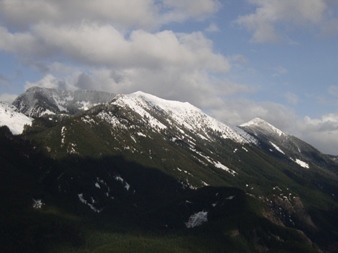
(1, 86), (338, 252)
(240, 117), (286, 137)
(12, 86), (116, 117)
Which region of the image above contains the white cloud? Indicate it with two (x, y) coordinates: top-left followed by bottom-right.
(0, 0), (220, 31)
(235, 0), (327, 43)
(0, 0), (158, 30)
(1, 14), (233, 106)
(0, 0), (232, 115)
(296, 114), (338, 154)
(209, 98), (298, 128)
(25, 74), (68, 90)
(0, 26), (38, 55)
(1, 23), (230, 73)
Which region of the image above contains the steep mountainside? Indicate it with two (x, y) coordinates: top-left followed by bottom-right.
(0, 101), (32, 134)
(12, 86), (115, 117)
(1, 89), (338, 252)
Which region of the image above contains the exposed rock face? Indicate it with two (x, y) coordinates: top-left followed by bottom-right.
(12, 86), (115, 117)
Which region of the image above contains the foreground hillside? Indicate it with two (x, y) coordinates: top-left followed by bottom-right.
(1, 88), (338, 252)
(0, 127), (324, 253)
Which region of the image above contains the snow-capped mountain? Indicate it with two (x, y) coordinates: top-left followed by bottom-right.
(109, 91), (254, 144)
(40, 90), (259, 180)
(2, 88), (338, 252)
(240, 117), (286, 137)
(0, 101), (32, 135)
(239, 117), (338, 171)
(12, 86), (115, 117)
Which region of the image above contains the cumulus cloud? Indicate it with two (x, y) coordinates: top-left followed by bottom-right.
(209, 98), (298, 128)
(1, 16), (233, 105)
(12, 19), (234, 106)
(25, 74), (68, 90)
(296, 113), (338, 154)
(0, 23), (229, 72)
(0, 0), (158, 30)
(0, 0), (220, 31)
(235, 0), (328, 43)
(0, 0), (233, 110)
(0, 0), (225, 104)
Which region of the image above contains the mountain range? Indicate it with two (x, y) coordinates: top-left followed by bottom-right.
(1, 87), (338, 253)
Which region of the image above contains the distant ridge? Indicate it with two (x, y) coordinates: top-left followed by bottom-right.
(12, 86), (116, 117)
(240, 117), (286, 137)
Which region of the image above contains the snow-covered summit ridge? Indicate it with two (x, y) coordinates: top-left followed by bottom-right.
(128, 91), (202, 117)
(0, 101), (32, 135)
(240, 117), (286, 137)
(111, 91), (251, 144)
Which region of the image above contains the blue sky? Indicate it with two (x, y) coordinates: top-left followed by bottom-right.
(0, 0), (338, 154)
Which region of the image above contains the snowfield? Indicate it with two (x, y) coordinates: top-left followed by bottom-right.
(111, 91), (253, 144)
(270, 141), (285, 155)
(290, 158), (310, 169)
(185, 211), (208, 228)
(0, 102), (32, 134)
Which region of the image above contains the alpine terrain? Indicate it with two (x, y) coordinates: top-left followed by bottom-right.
(1, 87), (338, 253)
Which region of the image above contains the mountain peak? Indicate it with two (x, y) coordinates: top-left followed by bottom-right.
(240, 117), (286, 137)
(13, 86), (115, 117)
(129, 91), (196, 112)
(109, 91), (249, 144)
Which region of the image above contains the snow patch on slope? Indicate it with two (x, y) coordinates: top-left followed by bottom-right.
(290, 158), (309, 169)
(185, 211), (208, 228)
(214, 161), (237, 176)
(0, 102), (32, 134)
(78, 193), (102, 213)
(114, 175), (131, 191)
(270, 141), (285, 155)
